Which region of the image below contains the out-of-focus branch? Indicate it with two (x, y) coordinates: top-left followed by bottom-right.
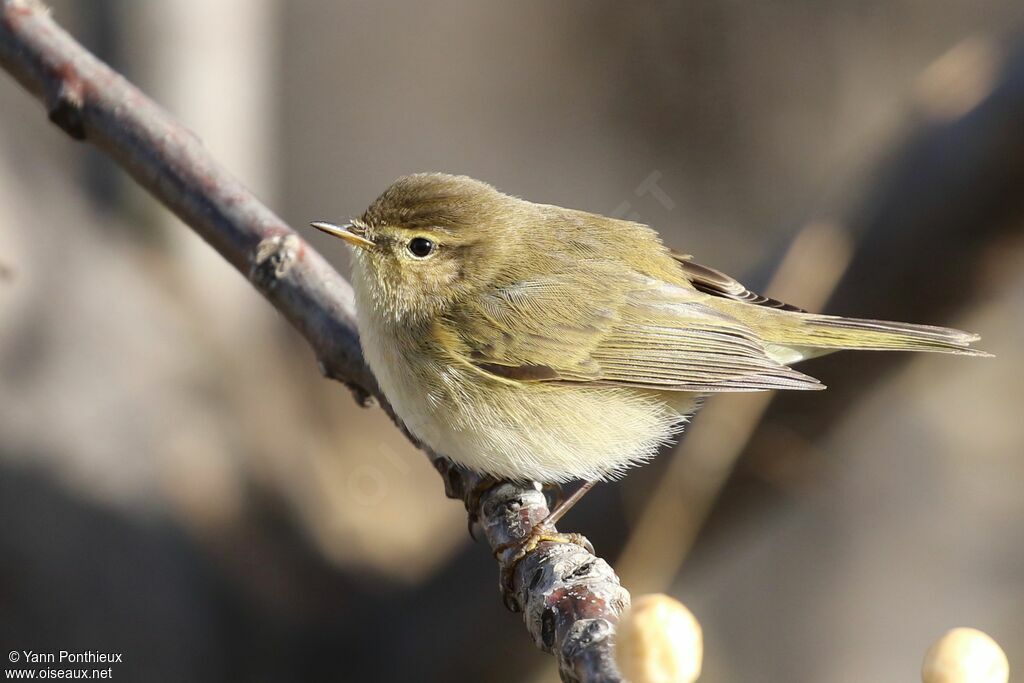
(767, 34), (1024, 435)
(618, 34), (1024, 593)
(0, 2), (628, 680)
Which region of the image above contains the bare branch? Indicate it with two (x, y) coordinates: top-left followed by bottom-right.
(0, 1), (628, 680)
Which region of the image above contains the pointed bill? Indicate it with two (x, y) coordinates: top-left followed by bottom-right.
(310, 221), (376, 250)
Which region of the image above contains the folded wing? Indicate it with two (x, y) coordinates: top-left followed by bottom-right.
(441, 267), (823, 392)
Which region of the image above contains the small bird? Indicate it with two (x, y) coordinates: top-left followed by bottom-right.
(313, 173), (985, 539)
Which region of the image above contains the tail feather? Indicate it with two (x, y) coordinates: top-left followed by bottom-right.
(699, 297), (990, 360)
(784, 313), (991, 357)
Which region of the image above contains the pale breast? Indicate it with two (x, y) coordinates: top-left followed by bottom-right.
(353, 265), (696, 482)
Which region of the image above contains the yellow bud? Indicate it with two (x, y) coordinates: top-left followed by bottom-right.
(615, 593), (702, 683)
(922, 627), (1008, 683)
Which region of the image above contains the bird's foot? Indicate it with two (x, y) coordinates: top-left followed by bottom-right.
(495, 522), (594, 609)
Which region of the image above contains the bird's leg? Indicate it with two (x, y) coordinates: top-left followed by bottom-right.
(496, 480), (598, 605)
(540, 478), (597, 528)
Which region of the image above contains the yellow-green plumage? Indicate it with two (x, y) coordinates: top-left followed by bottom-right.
(322, 173), (986, 483)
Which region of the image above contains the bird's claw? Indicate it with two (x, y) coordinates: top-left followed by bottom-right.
(495, 523), (594, 609)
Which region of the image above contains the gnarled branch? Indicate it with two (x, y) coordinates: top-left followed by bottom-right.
(0, 1), (628, 680)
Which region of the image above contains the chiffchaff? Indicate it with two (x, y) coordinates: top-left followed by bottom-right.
(313, 173), (985, 491)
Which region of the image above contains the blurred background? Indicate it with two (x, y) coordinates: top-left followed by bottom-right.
(1, 1), (1022, 681)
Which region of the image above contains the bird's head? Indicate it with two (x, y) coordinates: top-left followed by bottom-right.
(313, 173), (528, 323)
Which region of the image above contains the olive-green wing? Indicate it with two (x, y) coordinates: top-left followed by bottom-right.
(440, 268), (823, 392)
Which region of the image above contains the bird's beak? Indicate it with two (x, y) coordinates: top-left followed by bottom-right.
(310, 221), (376, 250)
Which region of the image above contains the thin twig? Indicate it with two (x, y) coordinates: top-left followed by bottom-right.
(0, 2), (628, 680)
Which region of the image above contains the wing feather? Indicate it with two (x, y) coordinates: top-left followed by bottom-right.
(440, 267), (823, 392)
(670, 251), (806, 312)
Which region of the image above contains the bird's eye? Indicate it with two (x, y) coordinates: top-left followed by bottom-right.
(407, 237), (435, 258)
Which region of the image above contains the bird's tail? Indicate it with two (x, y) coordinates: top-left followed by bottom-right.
(719, 302), (991, 362)
(809, 315), (990, 354)
(776, 313), (990, 360)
